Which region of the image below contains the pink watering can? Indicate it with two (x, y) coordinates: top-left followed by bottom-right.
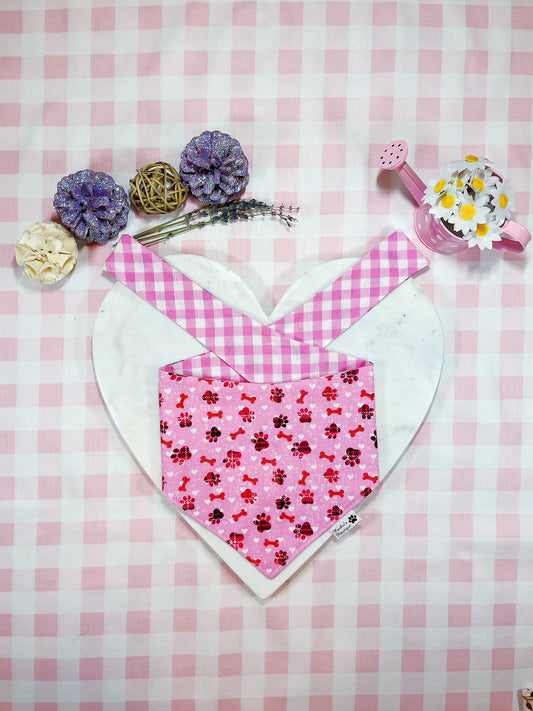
(378, 140), (531, 254)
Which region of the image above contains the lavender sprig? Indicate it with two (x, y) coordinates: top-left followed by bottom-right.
(131, 199), (299, 246)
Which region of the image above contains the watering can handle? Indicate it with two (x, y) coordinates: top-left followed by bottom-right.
(493, 219), (531, 253)
(378, 140), (426, 206)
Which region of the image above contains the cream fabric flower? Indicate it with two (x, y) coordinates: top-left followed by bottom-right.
(15, 221), (78, 284)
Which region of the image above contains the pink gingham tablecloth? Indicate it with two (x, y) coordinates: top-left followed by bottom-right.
(1, 1), (532, 709)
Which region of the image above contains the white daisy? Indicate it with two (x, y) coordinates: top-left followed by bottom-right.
(467, 220), (502, 250)
(449, 154), (493, 173)
(449, 194), (490, 236)
(449, 170), (467, 190)
(489, 178), (516, 226)
(431, 186), (460, 221)
(466, 167), (499, 196)
(423, 165), (454, 208)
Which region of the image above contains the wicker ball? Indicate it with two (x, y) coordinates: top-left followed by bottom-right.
(129, 161), (188, 214)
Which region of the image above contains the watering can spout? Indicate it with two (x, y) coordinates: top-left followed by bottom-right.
(378, 140), (426, 207)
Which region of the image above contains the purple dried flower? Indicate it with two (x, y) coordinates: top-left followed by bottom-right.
(179, 130), (249, 206)
(53, 169), (129, 244)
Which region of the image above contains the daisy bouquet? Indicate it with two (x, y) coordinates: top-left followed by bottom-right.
(422, 155), (516, 250)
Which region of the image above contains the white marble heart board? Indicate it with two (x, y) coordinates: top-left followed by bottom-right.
(93, 252), (443, 599)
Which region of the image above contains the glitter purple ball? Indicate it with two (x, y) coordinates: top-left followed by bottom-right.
(179, 130), (249, 206)
(53, 169), (129, 244)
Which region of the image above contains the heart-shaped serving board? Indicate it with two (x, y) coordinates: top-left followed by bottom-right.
(93, 252), (443, 599)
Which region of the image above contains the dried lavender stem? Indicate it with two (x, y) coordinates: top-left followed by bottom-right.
(131, 200), (299, 245)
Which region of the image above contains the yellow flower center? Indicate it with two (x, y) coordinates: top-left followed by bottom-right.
(465, 155), (479, 163)
(476, 223), (489, 237)
(441, 193), (455, 209)
(459, 204), (476, 221)
(456, 179), (464, 187)
(471, 178), (484, 191)
(434, 179), (446, 193)
(499, 194), (508, 208)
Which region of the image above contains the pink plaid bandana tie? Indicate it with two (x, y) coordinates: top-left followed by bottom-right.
(105, 232), (427, 578)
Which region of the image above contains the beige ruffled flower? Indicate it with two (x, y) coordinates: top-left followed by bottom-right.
(15, 222), (78, 284)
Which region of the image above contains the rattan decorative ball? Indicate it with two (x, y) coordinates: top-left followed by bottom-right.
(129, 161), (188, 215)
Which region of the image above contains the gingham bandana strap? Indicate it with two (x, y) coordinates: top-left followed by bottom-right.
(105, 235), (363, 383)
(162, 353), (245, 381)
(271, 230), (429, 348)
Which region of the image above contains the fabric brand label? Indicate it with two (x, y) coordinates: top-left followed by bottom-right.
(330, 512), (361, 539)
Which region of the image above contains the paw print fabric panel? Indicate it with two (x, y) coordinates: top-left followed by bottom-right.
(105, 233), (427, 579)
(159, 371), (378, 579)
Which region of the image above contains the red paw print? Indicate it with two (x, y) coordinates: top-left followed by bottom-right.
(171, 446), (192, 464)
(251, 432), (269, 451)
(202, 390), (219, 405)
(270, 387), (285, 403)
(340, 369), (359, 384)
(240, 488), (257, 504)
(253, 512), (272, 532)
(359, 404), (374, 420)
(275, 550), (289, 566)
(291, 440), (311, 458)
(327, 505), (343, 521)
(293, 521), (314, 539)
(323, 467), (339, 483)
(324, 423), (340, 439)
(299, 489), (314, 504)
(178, 412), (192, 428)
(239, 407), (255, 422)
(275, 495), (291, 510)
(222, 450), (242, 468)
(321, 386), (338, 401)
(272, 469), (286, 485)
(180, 495), (195, 511)
(208, 508), (224, 524)
(298, 408), (312, 423)
(204, 471), (220, 487)
(227, 532), (244, 549)
(342, 447), (361, 466)
(160, 420), (168, 434)
(273, 414), (289, 428)
(206, 426), (221, 442)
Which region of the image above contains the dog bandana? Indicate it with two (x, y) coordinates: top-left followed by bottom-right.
(105, 232), (428, 578)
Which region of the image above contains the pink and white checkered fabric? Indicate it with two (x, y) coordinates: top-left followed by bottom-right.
(105, 234), (366, 382)
(4, 0), (533, 707)
(105, 231), (427, 383)
(272, 230), (428, 347)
